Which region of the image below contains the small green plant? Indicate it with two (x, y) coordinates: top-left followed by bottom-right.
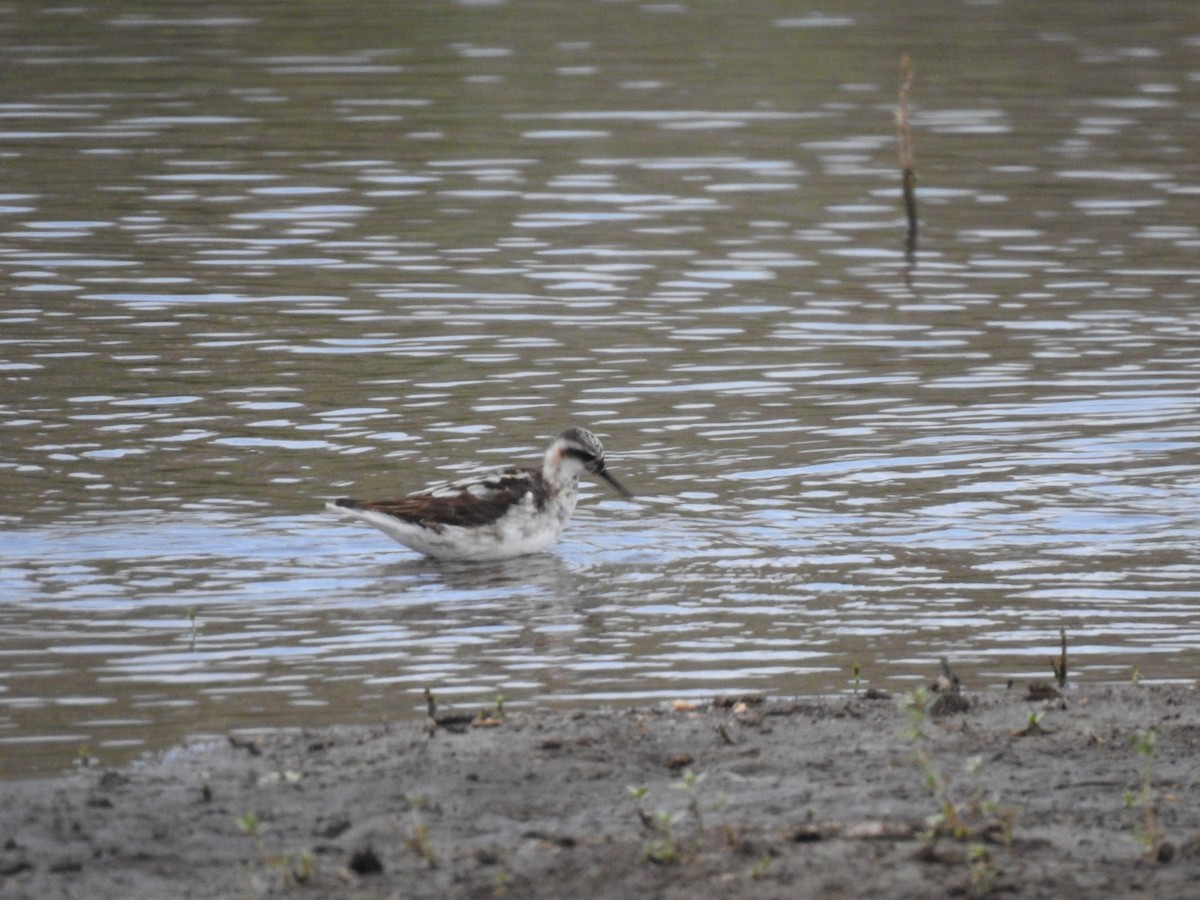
(1130, 667), (1141, 686)
(236, 811), (315, 888)
(898, 687), (931, 740)
(628, 776), (706, 864)
(673, 768), (707, 831)
(1123, 728), (1161, 857)
(902, 692), (1015, 896)
(967, 843), (996, 896)
(749, 851), (773, 879)
(475, 694), (506, 725)
(238, 811), (260, 840)
(492, 868), (512, 898)
(628, 770), (719, 865)
(917, 753), (1015, 847)
(918, 752), (972, 841)
(645, 810), (683, 863)
(404, 795), (437, 866)
(852, 662), (862, 695)
(628, 785), (654, 829)
(1014, 709), (1044, 737)
(290, 851), (316, 886)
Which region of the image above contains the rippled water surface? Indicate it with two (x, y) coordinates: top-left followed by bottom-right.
(3, 0), (1200, 777)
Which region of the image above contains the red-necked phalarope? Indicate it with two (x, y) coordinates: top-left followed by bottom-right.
(327, 426), (632, 561)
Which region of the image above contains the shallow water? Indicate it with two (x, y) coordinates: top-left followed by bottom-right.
(2, 0), (1200, 777)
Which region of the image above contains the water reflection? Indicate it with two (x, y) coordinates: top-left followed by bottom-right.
(3, 0), (1200, 777)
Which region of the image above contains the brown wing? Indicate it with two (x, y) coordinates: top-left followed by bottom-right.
(333, 467), (547, 530)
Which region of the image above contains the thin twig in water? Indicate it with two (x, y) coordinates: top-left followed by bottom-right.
(1050, 627), (1068, 688)
(896, 55), (918, 259)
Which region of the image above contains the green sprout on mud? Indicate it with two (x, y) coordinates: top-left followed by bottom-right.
(917, 752), (973, 842)
(898, 687), (931, 740)
(673, 768), (707, 831)
(917, 753), (1015, 848)
(900, 690), (1015, 896)
(403, 795), (438, 866)
(1123, 728), (1162, 857)
(712, 790), (743, 850)
(627, 785), (681, 862)
(967, 844), (997, 897)
(237, 811), (259, 837)
(236, 811), (315, 889)
(1013, 708), (1044, 737)
(647, 810), (684, 863)
(474, 694), (506, 726)
(852, 662), (862, 695)
(749, 851), (774, 879)
(492, 868), (512, 898)
(629, 773), (710, 865)
(628, 785), (654, 829)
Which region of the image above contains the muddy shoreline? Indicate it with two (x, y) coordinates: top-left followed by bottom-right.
(2, 683), (1198, 898)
